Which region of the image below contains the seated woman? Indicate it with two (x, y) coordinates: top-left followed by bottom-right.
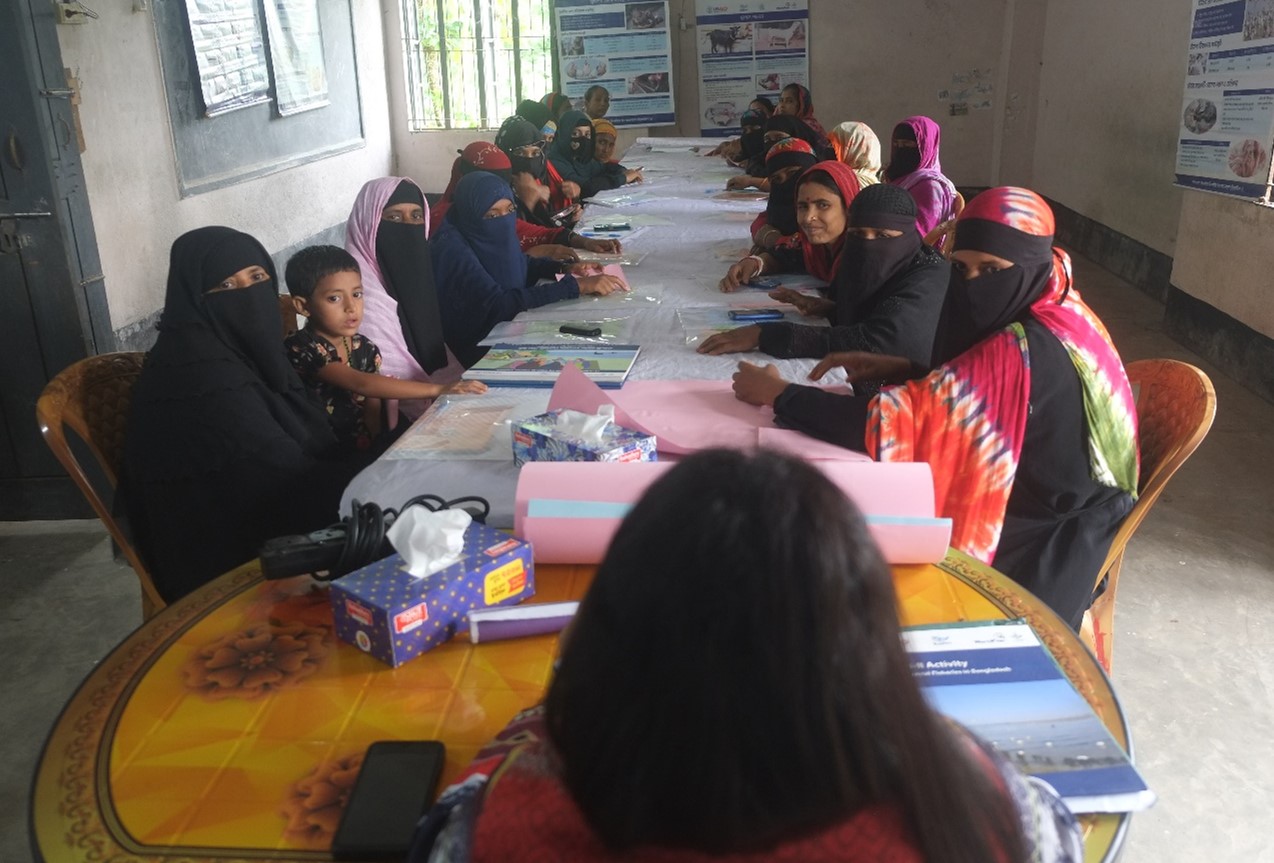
(775, 83), (831, 154)
(539, 92), (572, 121)
(431, 171), (627, 366)
(699, 185), (948, 397)
(344, 177), (464, 417)
(410, 450), (1083, 863)
(739, 137), (820, 252)
(122, 227), (371, 603)
(705, 107), (766, 162)
(884, 115), (958, 237)
(830, 120), (883, 188)
(591, 118), (619, 163)
(515, 99), (559, 145)
(547, 110), (642, 199)
(731, 188), (1139, 628)
(731, 115), (825, 186)
(723, 157), (857, 289)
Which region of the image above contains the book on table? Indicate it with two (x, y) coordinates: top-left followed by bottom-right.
(903, 619), (1155, 815)
(463, 344), (641, 388)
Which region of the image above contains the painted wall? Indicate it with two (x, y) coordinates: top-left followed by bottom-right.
(1031, 0), (1192, 255)
(1171, 192), (1274, 339)
(55, 0), (392, 334)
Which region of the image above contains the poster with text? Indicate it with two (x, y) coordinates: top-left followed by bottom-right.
(184, 0), (271, 116)
(695, 0), (808, 136)
(1175, 0), (1274, 197)
(263, 0), (330, 116)
(555, 0), (676, 128)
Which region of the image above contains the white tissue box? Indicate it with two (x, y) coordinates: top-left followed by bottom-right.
(512, 409), (657, 466)
(329, 523), (535, 667)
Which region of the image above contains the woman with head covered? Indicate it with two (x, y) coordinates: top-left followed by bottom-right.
(430, 171), (626, 366)
(123, 227), (370, 602)
(547, 110), (642, 198)
(884, 116), (958, 237)
(732, 188), (1139, 628)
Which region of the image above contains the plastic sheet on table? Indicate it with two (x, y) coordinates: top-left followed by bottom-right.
(572, 250), (649, 267)
(536, 283), (664, 311)
(676, 305), (826, 346)
(383, 390), (550, 461)
(585, 189), (651, 207)
(479, 315), (640, 346)
(710, 240), (752, 261)
(576, 225), (651, 242)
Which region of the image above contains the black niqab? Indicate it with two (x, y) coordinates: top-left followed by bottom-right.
(375, 181), (450, 373)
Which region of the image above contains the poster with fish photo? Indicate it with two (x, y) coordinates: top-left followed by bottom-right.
(695, 0), (809, 137)
(1175, 0), (1274, 198)
(554, 0), (676, 128)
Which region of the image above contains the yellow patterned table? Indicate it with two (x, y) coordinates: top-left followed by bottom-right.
(32, 551), (1128, 862)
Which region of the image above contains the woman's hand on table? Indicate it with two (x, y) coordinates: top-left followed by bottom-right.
(697, 324), (762, 355)
(809, 352), (916, 384)
(443, 380), (489, 395)
(578, 274), (629, 295)
(560, 181), (582, 199)
(769, 287), (835, 318)
(575, 236), (623, 254)
(732, 361), (789, 407)
(568, 262), (603, 277)
(725, 175), (758, 191)
(528, 244), (579, 262)
(625, 168), (644, 184)
(719, 257), (763, 292)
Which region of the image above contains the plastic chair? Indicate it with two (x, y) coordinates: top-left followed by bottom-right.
(1081, 359), (1216, 672)
(35, 352), (166, 619)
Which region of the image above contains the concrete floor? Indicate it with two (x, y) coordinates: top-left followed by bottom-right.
(3, 254), (1273, 862)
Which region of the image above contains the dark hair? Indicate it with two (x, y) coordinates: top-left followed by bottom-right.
(750, 95), (774, 116)
(584, 84), (609, 101)
(284, 245), (359, 299)
(545, 449), (1025, 862)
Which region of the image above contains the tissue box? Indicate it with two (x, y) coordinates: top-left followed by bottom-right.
(329, 523), (535, 667)
(512, 409), (657, 466)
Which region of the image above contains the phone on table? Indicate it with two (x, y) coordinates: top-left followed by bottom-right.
(728, 309), (784, 322)
(331, 740), (446, 860)
(560, 324), (603, 337)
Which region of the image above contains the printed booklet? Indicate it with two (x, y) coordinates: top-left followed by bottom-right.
(462, 344), (641, 388)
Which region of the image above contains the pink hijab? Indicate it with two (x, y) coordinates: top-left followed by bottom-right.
(344, 177), (463, 416)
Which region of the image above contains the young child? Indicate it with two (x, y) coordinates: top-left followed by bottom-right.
(283, 245), (485, 450)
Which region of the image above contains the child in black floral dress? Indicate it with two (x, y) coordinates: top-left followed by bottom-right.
(284, 245), (486, 450)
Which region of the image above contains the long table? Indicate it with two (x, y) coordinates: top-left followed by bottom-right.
(30, 554), (1129, 862)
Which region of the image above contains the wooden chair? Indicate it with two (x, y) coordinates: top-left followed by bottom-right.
(1081, 359), (1216, 672)
(922, 191), (965, 257)
(35, 352), (166, 619)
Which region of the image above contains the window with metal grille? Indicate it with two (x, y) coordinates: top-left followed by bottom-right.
(401, 0), (554, 131)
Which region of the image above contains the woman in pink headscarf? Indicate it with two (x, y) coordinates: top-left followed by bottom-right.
(344, 177), (465, 418)
(884, 116), (958, 238)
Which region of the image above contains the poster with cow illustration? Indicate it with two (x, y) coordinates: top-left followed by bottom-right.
(695, 0), (809, 136)
(554, 0), (676, 128)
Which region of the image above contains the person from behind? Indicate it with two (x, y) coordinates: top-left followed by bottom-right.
(830, 120), (883, 188)
(410, 449), (1083, 863)
(122, 227), (372, 603)
(540, 92), (572, 121)
(283, 245), (486, 451)
(582, 84), (610, 120)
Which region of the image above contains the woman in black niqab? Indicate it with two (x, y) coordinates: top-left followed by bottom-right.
(123, 226), (367, 602)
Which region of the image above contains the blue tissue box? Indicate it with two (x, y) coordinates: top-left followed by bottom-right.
(512, 409), (657, 466)
(329, 523), (534, 667)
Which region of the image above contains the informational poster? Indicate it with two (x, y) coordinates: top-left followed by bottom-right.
(554, 0), (676, 128)
(263, 0), (330, 116)
(1175, 0), (1274, 198)
(183, 0), (271, 117)
(695, 0), (808, 137)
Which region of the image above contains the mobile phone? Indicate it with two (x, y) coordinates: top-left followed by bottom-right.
(746, 277), (781, 290)
(560, 324), (603, 337)
(331, 740), (446, 860)
(592, 221), (631, 232)
(550, 206), (576, 222)
(728, 309), (784, 321)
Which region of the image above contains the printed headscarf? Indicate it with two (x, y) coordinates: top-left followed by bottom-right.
(830, 121), (882, 189)
(344, 177), (461, 385)
(796, 161), (862, 283)
(867, 188), (1138, 564)
(441, 142), (513, 203)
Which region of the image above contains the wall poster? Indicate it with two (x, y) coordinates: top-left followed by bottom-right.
(694, 0), (808, 137)
(554, 0), (676, 128)
(262, 0), (331, 116)
(183, 0), (272, 116)
(1176, 0), (1274, 198)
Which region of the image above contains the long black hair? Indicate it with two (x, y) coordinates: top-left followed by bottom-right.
(545, 449), (1026, 861)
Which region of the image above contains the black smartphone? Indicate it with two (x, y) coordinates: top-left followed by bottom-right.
(560, 324), (603, 337)
(331, 740), (446, 860)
